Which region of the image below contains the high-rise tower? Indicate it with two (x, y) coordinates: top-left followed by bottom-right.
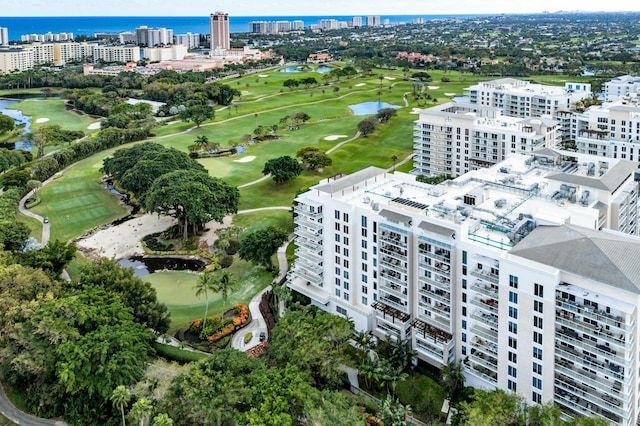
(210, 12), (230, 50)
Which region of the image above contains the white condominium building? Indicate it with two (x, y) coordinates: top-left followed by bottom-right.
(604, 75), (640, 102)
(135, 26), (173, 47)
(465, 78), (591, 119)
(93, 46), (140, 64)
(0, 48), (34, 73)
(572, 96), (640, 161)
(413, 102), (560, 177)
(366, 16), (381, 27)
(288, 149), (640, 425)
(0, 27), (8, 46)
(143, 45), (188, 62)
(352, 17), (363, 27)
(174, 33), (200, 49)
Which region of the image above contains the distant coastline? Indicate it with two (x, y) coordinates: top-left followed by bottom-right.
(0, 15), (486, 41)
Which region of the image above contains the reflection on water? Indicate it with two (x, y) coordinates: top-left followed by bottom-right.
(348, 101), (401, 116)
(118, 256), (206, 277)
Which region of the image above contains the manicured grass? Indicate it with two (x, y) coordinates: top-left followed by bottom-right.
(16, 213), (42, 242)
(233, 210), (294, 234)
(30, 154), (128, 241)
(395, 370), (447, 422)
(64, 253), (94, 282)
(144, 258), (272, 334)
(6, 98), (98, 134)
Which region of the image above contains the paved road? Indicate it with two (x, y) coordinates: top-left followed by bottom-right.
(0, 383), (67, 426)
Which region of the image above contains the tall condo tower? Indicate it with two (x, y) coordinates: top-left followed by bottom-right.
(210, 11), (230, 50)
(0, 27), (9, 46)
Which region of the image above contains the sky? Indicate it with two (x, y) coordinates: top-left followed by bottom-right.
(1, 0), (639, 16)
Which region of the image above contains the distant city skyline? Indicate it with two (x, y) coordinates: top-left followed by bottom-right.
(1, 0), (639, 17)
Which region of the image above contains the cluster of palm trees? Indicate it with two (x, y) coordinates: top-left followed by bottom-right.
(193, 268), (238, 329)
(111, 386), (173, 426)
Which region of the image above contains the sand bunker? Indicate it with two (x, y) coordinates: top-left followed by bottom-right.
(444, 92), (456, 96)
(324, 135), (348, 141)
(384, 76), (396, 80)
(87, 122), (101, 130)
(258, 74), (268, 77)
(234, 155), (256, 163)
(428, 86), (440, 90)
(35, 118), (49, 123)
(76, 213), (177, 260)
(355, 83), (366, 87)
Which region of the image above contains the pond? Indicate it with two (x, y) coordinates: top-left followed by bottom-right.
(0, 98), (32, 150)
(118, 256), (206, 277)
(280, 65), (332, 73)
(348, 101), (401, 116)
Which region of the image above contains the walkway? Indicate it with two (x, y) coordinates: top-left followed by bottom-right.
(0, 383), (67, 426)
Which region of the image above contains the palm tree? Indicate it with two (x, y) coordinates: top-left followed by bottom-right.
(391, 155), (398, 172)
(130, 398), (153, 426)
(194, 270), (218, 329)
(110, 385), (130, 426)
(353, 330), (375, 352)
(440, 362), (465, 398)
(212, 271), (238, 318)
(194, 135), (209, 150)
(360, 356), (382, 390)
(151, 413), (174, 426)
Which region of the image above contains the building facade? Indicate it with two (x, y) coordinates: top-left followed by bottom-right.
(174, 33), (200, 49)
(93, 45), (140, 63)
(135, 26), (173, 47)
(210, 12), (230, 50)
(0, 48), (34, 73)
(604, 75), (640, 102)
(288, 150), (640, 425)
(413, 102), (560, 177)
(0, 27), (9, 46)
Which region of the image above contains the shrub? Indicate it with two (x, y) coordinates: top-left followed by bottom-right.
(152, 342), (207, 363)
(225, 239), (240, 255)
(219, 254), (234, 269)
(215, 335), (231, 349)
(244, 332), (253, 344)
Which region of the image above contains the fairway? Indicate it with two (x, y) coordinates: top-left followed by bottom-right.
(6, 98), (98, 134)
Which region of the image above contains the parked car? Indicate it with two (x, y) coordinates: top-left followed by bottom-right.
(259, 331), (266, 342)
(43, 217), (49, 223)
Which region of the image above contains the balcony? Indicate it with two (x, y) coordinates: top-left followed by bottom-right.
(470, 280), (498, 298)
(470, 268), (499, 284)
(419, 286), (450, 304)
(294, 216), (322, 231)
(291, 265), (323, 287)
(470, 336), (497, 355)
(381, 281), (407, 299)
(554, 344), (626, 381)
(470, 297), (498, 314)
(296, 235), (322, 251)
(372, 301), (411, 324)
(469, 349), (498, 371)
(470, 324), (497, 343)
(294, 248), (322, 264)
(412, 318), (453, 344)
(471, 310), (498, 329)
(296, 226), (322, 241)
(294, 207), (322, 220)
(555, 317), (630, 350)
(380, 294), (408, 312)
(554, 375), (626, 418)
(556, 298), (633, 332)
(555, 328), (629, 365)
(287, 275), (330, 304)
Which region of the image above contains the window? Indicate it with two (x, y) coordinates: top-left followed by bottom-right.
(361, 216), (367, 227)
(343, 225), (349, 233)
(335, 278), (341, 286)
(462, 333), (467, 342)
(509, 291), (518, 304)
(462, 306), (467, 317)
(509, 352), (517, 363)
(343, 213), (349, 222)
(533, 362), (542, 375)
(362, 263), (367, 272)
(344, 282), (349, 291)
(508, 365), (517, 378)
(343, 259), (349, 268)
(533, 347), (542, 360)
(532, 377), (542, 390)
(532, 392), (542, 403)
(462, 293), (467, 303)
(509, 306), (518, 319)
(534, 316), (543, 329)
(362, 252), (367, 260)
(462, 279), (467, 289)
(335, 267), (340, 275)
(343, 236), (349, 245)
(508, 380), (517, 391)
(335, 289), (341, 297)
(336, 306), (347, 315)
(362, 275), (368, 283)
(343, 248), (349, 256)
(534, 283), (544, 297)
(361, 229), (367, 238)
(344, 271), (349, 279)
(509, 275), (518, 288)
(462, 251), (467, 264)
(362, 296), (368, 305)
(534, 301), (543, 313)
(361, 240), (368, 249)
(508, 337), (517, 349)
(509, 321), (518, 334)
(344, 292), (349, 301)
(462, 319), (467, 329)
(533, 331), (542, 344)
(335, 244), (340, 253)
(335, 210), (340, 220)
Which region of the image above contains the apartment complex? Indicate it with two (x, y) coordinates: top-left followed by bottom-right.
(352, 17), (363, 27)
(604, 75), (640, 101)
(572, 96), (640, 160)
(288, 149), (640, 425)
(93, 45), (140, 64)
(465, 78), (591, 119)
(0, 27), (9, 46)
(413, 102), (560, 177)
(142, 45), (188, 62)
(366, 16), (381, 27)
(248, 20), (304, 34)
(21, 32), (74, 42)
(0, 41), (96, 72)
(173, 33), (200, 49)
(210, 12), (230, 50)
(135, 26), (173, 47)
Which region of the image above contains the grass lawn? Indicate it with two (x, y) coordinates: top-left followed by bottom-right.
(30, 154), (128, 242)
(233, 210), (294, 235)
(16, 213), (42, 242)
(144, 258), (272, 334)
(396, 370), (447, 423)
(6, 98), (98, 134)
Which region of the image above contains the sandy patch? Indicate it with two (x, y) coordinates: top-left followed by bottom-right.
(35, 118), (49, 123)
(444, 92), (456, 96)
(87, 122), (101, 130)
(234, 155), (256, 163)
(324, 135), (348, 141)
(410, 108), (422, 114)
(355, 83), (366, 87)
(76, 213), (177, 260)
(427, 86), (440, 90)
(258, 74), (268, 77)
(384, 76), (396, 80)
(199, 215), (233, 248)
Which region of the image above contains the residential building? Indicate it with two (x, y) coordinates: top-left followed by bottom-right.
(118, 32), (137, 44)
(572, 96), (640, 160)
(465, 78), (591, 119)
(604, 75), (640, 101)
(366, 16), (381, 27)
(174, 33), (200, 49)
(210, 11), (230, 50)
(318, 19), (339, 30)
(288, 149), (640, 425)
(21, 32), (74, 42)
(143, 45), (188, 62)
(135, 26), (173, 47)
(52, 42), (95, 65)
(0, 48), (34, 73)
(93, 45), (140, 63)
(0, 27), (8, 46)
(352, 17), (363, 28)
(413, 102), (559, 177)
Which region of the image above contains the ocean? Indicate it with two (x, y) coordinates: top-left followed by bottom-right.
(0, 15), (482, 41)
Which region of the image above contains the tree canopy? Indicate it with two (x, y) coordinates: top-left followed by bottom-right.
(296, 146), (333, 170)
(262, 156), (303, 184)
(238, 226), (288, 270)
